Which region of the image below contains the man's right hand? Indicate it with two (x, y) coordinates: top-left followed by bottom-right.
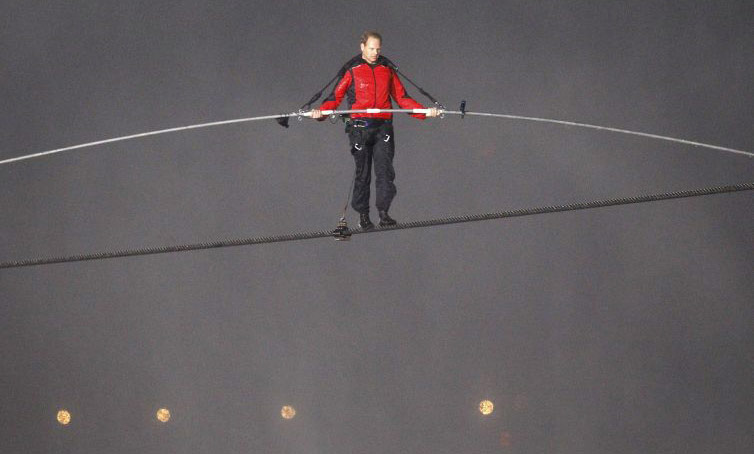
(310, 109), (323, 119)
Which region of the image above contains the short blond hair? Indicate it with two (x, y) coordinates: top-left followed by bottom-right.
(360, 31), (382, 45)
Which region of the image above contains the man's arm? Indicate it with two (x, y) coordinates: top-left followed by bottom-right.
(389, 70), (439, 119)
(311, 71), (353, 120)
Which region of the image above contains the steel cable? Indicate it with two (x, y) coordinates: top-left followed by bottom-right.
(1, 182), (751, 269)
(2, 109), (752, 166)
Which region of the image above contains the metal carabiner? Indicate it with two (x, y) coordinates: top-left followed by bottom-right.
(383, 134), (391, 142)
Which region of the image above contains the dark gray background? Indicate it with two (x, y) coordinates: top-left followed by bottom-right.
(1, 1), (752, 453)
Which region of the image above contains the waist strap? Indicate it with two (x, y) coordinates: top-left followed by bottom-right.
(350, 118), (392, 128)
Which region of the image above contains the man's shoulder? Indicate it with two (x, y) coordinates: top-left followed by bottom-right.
(376, 55), (396, 69)
(341, 54), (363, 71)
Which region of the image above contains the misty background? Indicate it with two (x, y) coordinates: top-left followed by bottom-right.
(1, 1), (752, 453)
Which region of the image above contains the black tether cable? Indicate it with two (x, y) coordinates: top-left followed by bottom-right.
(1, 182), (751, 269)
(300, 73), (341, 111)
(278, 71), (342, 127)
(381, 57), (445, 108)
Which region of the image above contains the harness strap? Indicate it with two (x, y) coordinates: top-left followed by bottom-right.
(381, 56), (445, 109)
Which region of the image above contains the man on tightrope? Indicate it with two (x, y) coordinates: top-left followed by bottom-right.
(311, 31), (439, 230)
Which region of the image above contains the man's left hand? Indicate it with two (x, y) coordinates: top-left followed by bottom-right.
(426, 107), (440, 118)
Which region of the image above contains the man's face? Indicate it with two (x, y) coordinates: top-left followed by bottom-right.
(360, 37), (381, 64)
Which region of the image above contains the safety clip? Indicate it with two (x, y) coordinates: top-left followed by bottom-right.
(332, 217), (352, 241)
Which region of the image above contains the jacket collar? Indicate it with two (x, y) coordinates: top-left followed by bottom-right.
(347, 54), (390, 68)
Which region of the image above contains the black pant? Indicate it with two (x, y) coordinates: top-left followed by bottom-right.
(347, 122), (396, 214)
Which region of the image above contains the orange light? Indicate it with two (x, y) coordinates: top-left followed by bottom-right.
(56, 410), (71, 425)
(479, 400), (494, 415)
(281, 405), (296, 420)
(156, 408), (171, 423)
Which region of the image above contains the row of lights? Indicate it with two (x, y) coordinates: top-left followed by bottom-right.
(56, 408), (173, 426)
(56, 401), (498, 426)
(55, 405), (295, 426)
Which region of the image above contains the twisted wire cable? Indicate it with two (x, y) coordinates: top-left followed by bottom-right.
(1, 182), (751, 269)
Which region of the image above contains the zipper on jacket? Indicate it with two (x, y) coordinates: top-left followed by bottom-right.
(370, 65), (377, 108)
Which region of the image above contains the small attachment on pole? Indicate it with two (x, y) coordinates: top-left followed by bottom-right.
(276, 115), (290, 128)
(460, 100), (466, 119)
(436, 102), (446, 119)
(332, 217), (352, 241)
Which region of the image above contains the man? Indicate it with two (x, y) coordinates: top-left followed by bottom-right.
(311, 31), (439, 230)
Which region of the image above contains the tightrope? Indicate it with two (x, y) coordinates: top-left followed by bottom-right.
(1, 182), (751, 269)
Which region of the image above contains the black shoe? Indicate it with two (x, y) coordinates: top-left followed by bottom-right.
(359, 213), (374, 230)
(378, 211), (397, 227)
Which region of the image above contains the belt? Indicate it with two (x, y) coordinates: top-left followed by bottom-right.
(350, 118), (392, 128)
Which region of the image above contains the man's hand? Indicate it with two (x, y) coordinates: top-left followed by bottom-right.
(426, 107), (440, 118)
(310, 109), (323, 119)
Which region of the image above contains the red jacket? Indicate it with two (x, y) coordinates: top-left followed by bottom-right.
(319, 55), (426, 120)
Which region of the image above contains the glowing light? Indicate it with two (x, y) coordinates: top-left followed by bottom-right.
(479, 400), (494, 415)
(156, 408), (171, 423)
(56, 410), (71, 425)
(281, 405), (296, 420)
